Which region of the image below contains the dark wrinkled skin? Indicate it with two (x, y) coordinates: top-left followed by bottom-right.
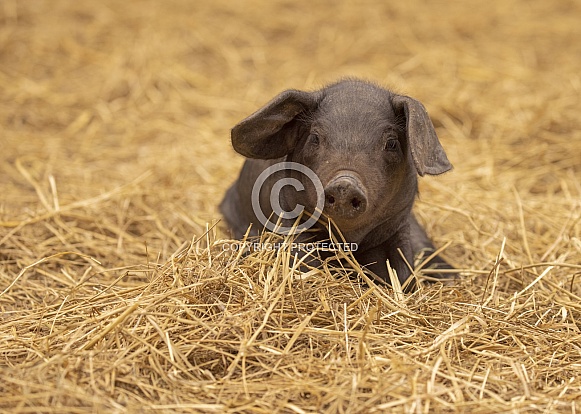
(220, 79), (453, 290)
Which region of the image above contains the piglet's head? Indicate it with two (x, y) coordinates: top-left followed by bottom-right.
(231, 79), (452, 234)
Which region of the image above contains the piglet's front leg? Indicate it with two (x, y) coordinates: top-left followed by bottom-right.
(354, 226), (415, 291)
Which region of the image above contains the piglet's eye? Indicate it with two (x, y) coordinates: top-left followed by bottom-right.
(384, 138), (398, 151)
(308, 134), (320, 145)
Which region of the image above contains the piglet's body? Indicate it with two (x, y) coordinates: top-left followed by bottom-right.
(220, 79), (453, 289)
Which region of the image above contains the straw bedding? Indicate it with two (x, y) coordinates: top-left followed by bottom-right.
(1, 0), (580, 412)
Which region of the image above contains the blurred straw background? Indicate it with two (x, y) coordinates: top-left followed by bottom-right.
(1, 0), (580, 412)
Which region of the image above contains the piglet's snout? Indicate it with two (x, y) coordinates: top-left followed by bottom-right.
(324, 174), (367, 219)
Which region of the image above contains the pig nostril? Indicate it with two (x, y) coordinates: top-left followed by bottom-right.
(351, 198), (362, 209)
(326, 195), (335, 205)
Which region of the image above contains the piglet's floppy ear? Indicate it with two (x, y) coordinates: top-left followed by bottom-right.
(231, 89), (319, 160)
(392, 95), (453, 176)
